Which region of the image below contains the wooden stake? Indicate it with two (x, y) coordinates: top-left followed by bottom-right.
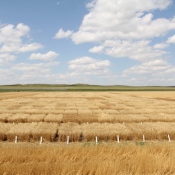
(96, 136), (98, 144)
(168, 135), (171, 142)
(15, 136), (17, 143)
(67, 136), (69, 144)
(143, 135), (145, 142)
(117, 135), (119, 143)
(40, 137), (42, 144)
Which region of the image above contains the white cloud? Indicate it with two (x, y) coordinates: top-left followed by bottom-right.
(53, 28), (73, 39)
(103, 40), (168, 62)
(153, 43), (169, 49)
(123, 59), (172, 75)
(0, 23), (43, 53)
(28, 51), (59, 61)
(167, 34), (175, 44)
(0, 43), (43, 53)
(71, 0), (174, 44)
(0, 23), (30, 44)
(0, 68), (17, 83)
(0, 53), (16, 66)
(89, 45), (104, 53)
(11, 62), (59, 73)
(68, 56), (112, 76)
(57, 2), (59, 5)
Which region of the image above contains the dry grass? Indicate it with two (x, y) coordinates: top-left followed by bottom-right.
(32, 122), (58, 142)
(82, 123), (132, 141)
(79, 114), (98, 123)
(0, 123), (13, 141)
(8, 114), (31, 123)
(7, 123), (37, 142)
(44, 114), (63, 124)
(126, 122), (175, 140)
(114, 114), (149, 123)
(98, 113), (115, 123)
(62, 114), (80, 123)
(1, 143), (175, 174)
(27, 114), (46, 123)
(0, 113), (12, 122)
(58, 123), (81, 142)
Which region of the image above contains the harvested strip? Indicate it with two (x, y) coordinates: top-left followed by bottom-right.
(0, 123), (14, 141)
(7, 123), (37, 142)
(32, 122), (58, 142)
(82, 123), (132, 141)
(0, 113), (12, 122)
(27, 114), (46, 123)
(44, 114), (63, 124)
(79, 114), (98, 123)
(62, 114), (80, 123)
(8, 114), (31, 123)
(98, 113), (115, 123)
(58, 123), (81, 142)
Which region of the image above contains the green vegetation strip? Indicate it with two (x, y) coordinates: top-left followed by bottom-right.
(1, 89), (175, 92)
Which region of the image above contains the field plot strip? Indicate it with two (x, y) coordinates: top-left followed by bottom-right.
(0, 92), (175, 143)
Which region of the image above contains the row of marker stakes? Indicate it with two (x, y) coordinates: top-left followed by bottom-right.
(14, 134), (171, 144)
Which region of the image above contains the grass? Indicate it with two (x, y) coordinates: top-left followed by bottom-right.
(0, 143), (175, 174)
(1, 84), (175, 91)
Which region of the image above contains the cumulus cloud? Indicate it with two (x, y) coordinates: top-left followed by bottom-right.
(89, 45), (104, 53)
(53, 28), (73, 39)
(28, 51), (59, 61)
(11, 62), (59, 73)
(0, 68), (17, 84)
(123, 59), (172, 75)
(0, 53), (16, 66)
(71, 0), (174, 44)
(103, 40), (167, 62)
(167, 34), (175, 44)
(153, 43), (169, 49)
(0, 43), (43, 53)
(0, 23), (43, 53)
(68, 56), (112, 76)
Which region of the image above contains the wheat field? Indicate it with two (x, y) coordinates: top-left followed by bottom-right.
(0, 91), (175, 174)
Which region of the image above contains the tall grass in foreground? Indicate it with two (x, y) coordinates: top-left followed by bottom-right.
(0, 143), (175, 174)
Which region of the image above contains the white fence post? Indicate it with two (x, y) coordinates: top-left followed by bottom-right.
(40, 137), (42, 144)
(143, 135), (145, 142)
(15, 136), (17, 143)
(141, 122), (142, 125)
(168, 135), (171, 142)
(123, 122), (125, 125)
(96, 136), (98, 144)
(117, 135), (119, 143)
(87, 122), (89, 125)
(67, 136), (69, 144)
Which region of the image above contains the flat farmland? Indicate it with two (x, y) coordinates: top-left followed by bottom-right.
(0, 91), (175, 143)
(1, 91), (175, 174)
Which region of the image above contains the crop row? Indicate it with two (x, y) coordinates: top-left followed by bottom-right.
(1, 122), (175, 142)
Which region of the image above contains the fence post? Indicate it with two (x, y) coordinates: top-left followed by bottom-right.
(96, 136), (98, 144)
(67, 136), (69, 144)
(168, 135), (171, 142)
(15, 136), (17, 143)
(117, 135), (119, 143)
(40, 137), (42, 144)
(143, 135), (145, 142)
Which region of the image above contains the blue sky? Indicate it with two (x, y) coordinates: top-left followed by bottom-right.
(0, 0), (175, 86)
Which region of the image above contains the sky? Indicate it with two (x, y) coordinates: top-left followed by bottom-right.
(0, 0), (175, 86)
